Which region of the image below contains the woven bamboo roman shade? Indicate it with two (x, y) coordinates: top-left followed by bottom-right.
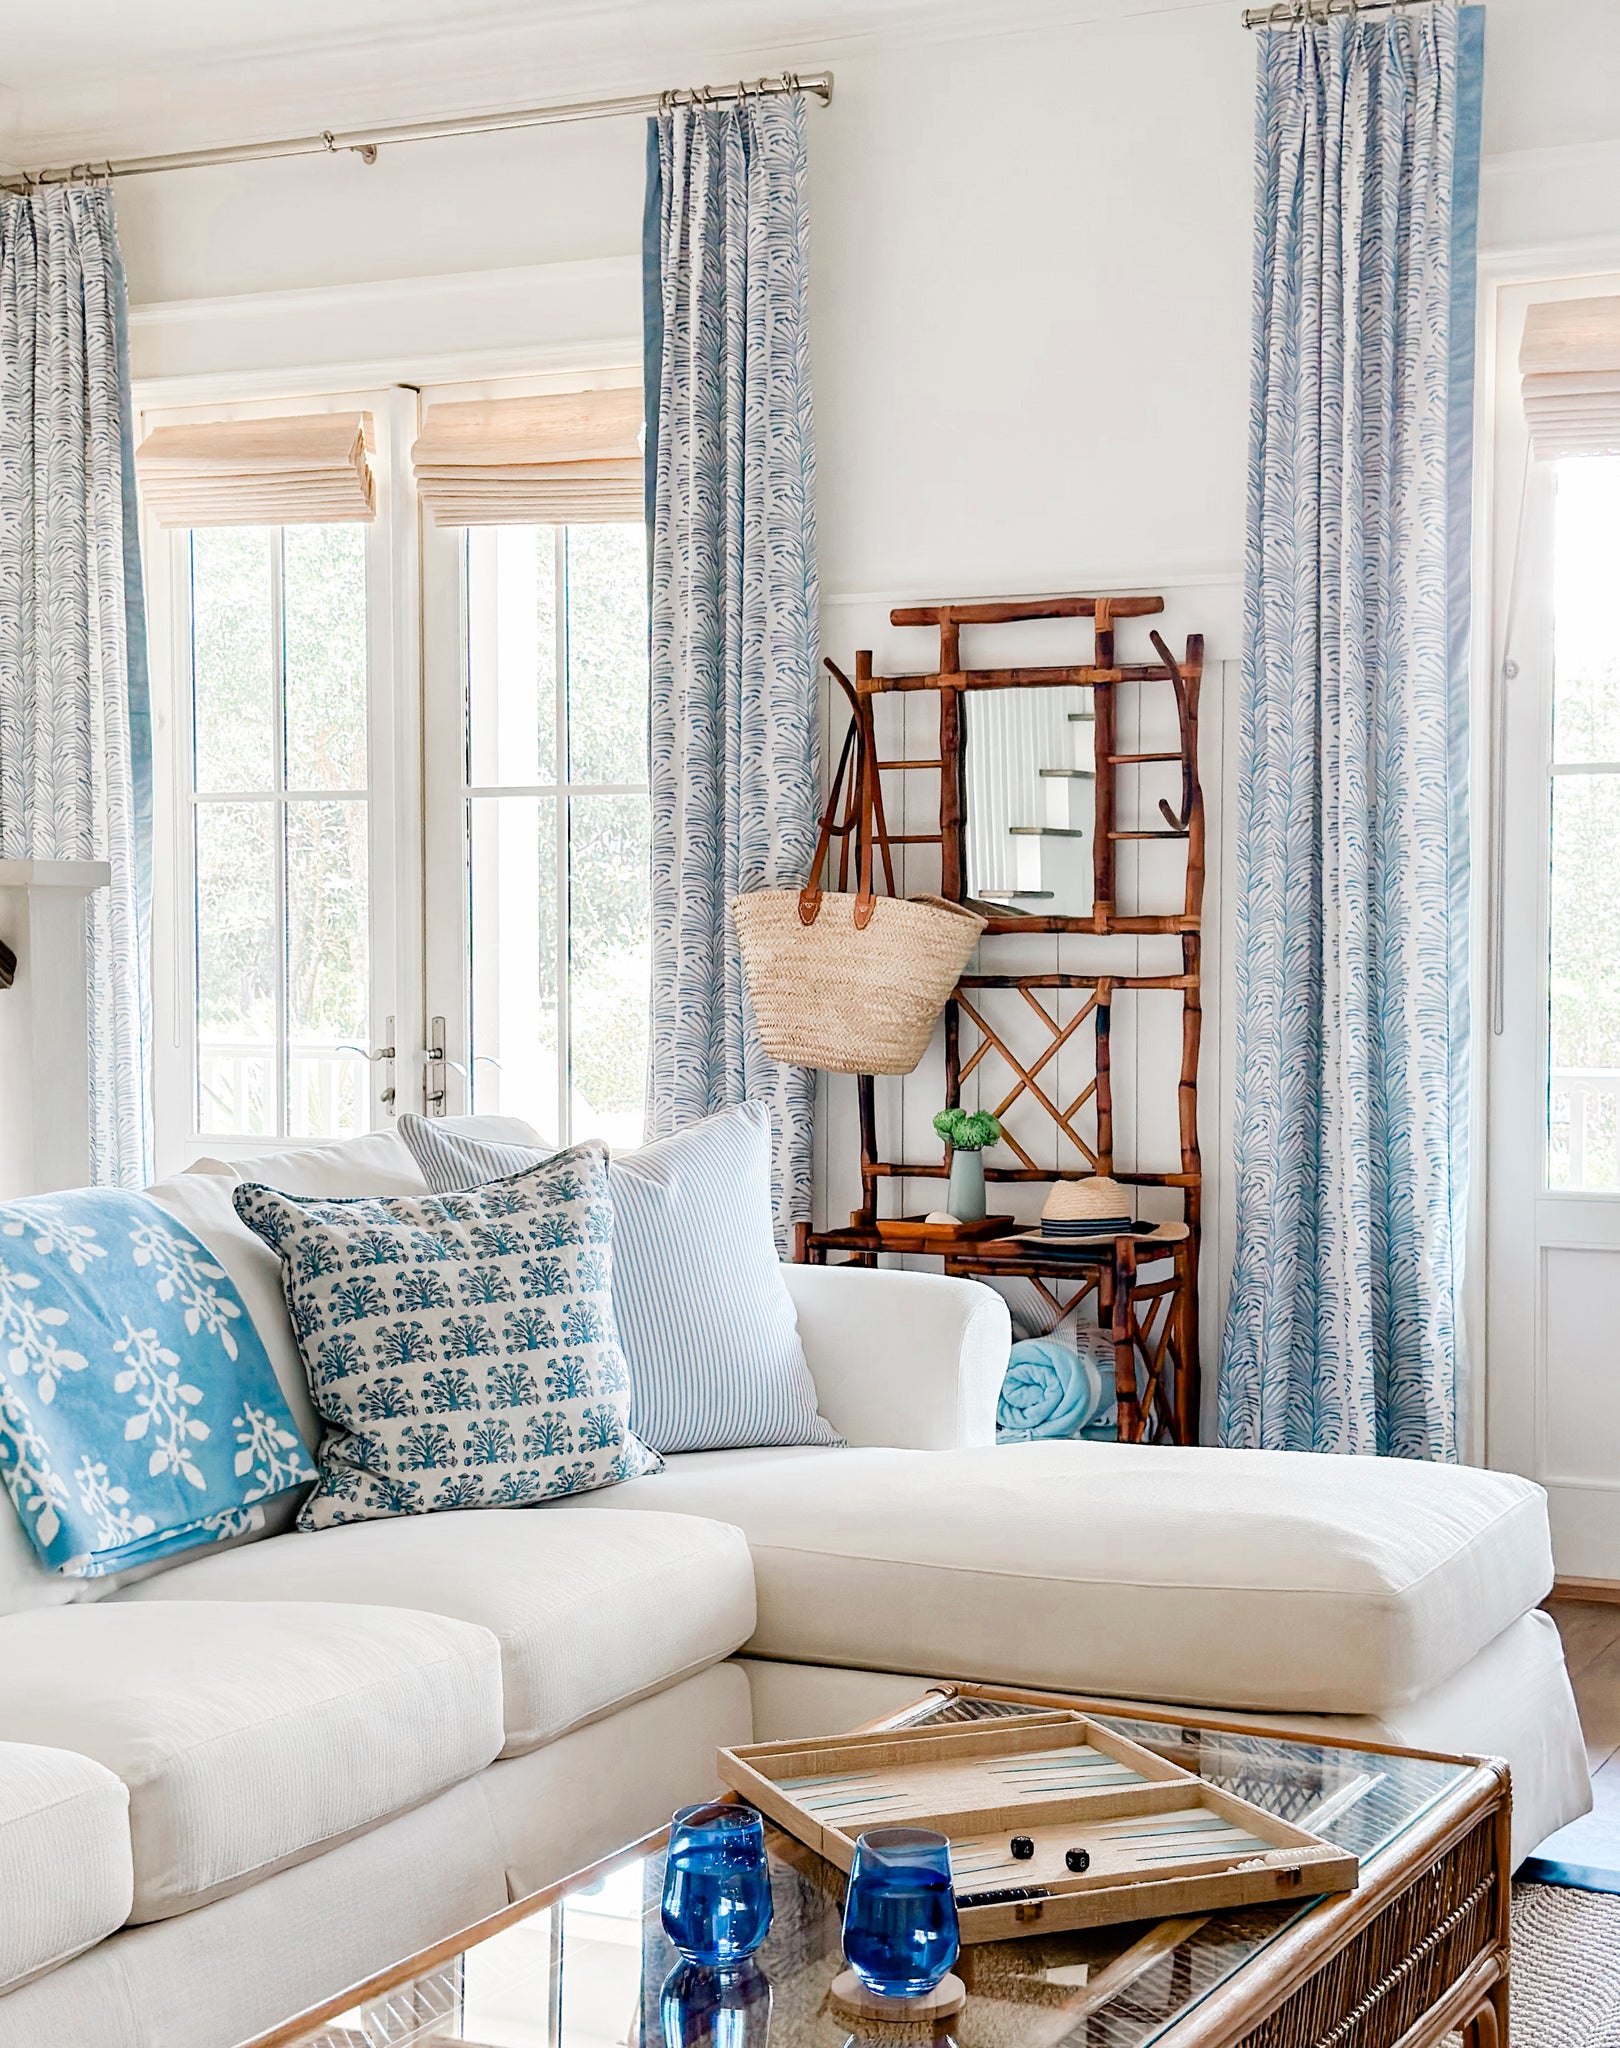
(411, 388), (643, 526)
(1520, 295), (1620, 458)
(136, 413), (376, 525)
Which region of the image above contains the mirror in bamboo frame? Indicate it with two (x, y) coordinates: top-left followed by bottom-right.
(963, 686), (1095, 919)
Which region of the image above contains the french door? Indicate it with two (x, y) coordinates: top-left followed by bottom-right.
(421, 504), (651, 1150)
(1487, 278), (1620, 1581)
(145, 388), (418, 1174)
(146, 374), (650, 1174)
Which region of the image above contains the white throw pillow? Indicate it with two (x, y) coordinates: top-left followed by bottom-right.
(399, 1104), (841, 1456)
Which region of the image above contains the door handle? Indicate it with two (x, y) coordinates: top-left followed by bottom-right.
(337, 1018), (397, 1109)
(424, 1016), (447, 1115)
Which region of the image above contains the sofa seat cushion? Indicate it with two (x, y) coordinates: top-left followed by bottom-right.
(0, 1602), (502, 1922)
(0, 1743), (132, 1991)
(547, 1440), (1554, 1715)
(118, 1508), (756, 1757)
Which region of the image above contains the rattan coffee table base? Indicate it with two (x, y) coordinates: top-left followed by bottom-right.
(902, 1684), (1512, 2048)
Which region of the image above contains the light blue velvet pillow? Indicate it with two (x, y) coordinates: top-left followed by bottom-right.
(398, 1104), (840, 1456)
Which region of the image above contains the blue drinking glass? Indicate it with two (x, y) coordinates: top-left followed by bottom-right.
(661, 1802), (774, 1966)
(841, 1827), (960, 2000)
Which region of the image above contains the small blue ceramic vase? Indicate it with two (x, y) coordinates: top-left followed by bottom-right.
(946, 1149), (986, 1222)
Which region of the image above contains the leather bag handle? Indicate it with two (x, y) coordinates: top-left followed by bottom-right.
(852, 709), (877, 931)
(798, 712), (862, 926)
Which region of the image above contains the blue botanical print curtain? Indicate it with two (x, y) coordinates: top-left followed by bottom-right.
(0, 186), (152, 1187)
(1220, 6), (1484, 1457)
(643, 94), (819, 1250)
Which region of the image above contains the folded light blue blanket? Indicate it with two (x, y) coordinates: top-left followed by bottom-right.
(996, 1337), (1111, 1442)
(0, 1190), (313, 1576)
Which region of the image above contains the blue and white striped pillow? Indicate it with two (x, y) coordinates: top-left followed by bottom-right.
(398, 1104), (840, 1456)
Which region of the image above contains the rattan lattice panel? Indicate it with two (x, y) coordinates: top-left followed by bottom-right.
(1234, 1815), (1496, 2048)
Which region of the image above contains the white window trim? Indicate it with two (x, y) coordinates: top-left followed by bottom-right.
(1480, 258), (1620, 1565)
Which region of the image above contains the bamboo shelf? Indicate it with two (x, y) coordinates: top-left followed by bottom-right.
(798, 595), (1205, 1446)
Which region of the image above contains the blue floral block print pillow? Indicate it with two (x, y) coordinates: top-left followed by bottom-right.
(232, 1141), (661, 1530)
(0, 1191), (316, 1577)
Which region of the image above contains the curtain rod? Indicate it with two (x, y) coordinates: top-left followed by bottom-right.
(0, 69), (832, 194)
(1242, 0), (1442, 25)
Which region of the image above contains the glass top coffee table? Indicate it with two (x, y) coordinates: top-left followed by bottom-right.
(244, 1689), (1511, 2048)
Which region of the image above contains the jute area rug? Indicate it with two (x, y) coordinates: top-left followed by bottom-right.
(1444, 1881), (1620, 2046)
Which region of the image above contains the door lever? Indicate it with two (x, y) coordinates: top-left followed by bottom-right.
(424, 1016), (447, 1116)
(337, 1018), (397, 1110)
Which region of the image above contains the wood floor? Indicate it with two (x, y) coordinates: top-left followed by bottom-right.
(1538, 1596), (1620, 1874)
(1546, 1597), (1620, 1787)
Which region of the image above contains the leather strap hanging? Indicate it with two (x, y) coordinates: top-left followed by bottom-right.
(797, 708), (877, 929)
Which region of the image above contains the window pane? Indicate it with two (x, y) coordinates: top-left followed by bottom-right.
(468, 794), (559, 1138)
(569, 793), (649, 1148)
(285, 524), (368, 791)
(1547, 455), (1620, 1192)
(467, 527), (557, 788)
(1553, 459), (1620, 764)
(566, 524), (648, 785)
(1548, 772), (1620, 1191)
(287, 800), (369, 1141)
(192, 527), (274, 792)
(195, 802), (276, 1136)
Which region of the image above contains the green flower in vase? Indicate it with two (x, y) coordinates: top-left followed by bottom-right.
(932, 1109), (1002, 1223)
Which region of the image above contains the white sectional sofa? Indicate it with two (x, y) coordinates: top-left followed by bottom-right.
(0, 1128), (1591, 2048)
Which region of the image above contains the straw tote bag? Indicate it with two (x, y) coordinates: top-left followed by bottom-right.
(734, 716), (985, 1076)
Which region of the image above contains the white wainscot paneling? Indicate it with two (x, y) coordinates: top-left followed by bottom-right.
(1541, 1243), (1620, 1577)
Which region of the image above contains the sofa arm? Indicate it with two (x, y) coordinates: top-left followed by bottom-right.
(780, 1263), (1010, 1450)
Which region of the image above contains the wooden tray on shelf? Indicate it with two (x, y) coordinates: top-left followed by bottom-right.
(872, 1214), (1018, 1247)
(718, 1711), (1357, 1942)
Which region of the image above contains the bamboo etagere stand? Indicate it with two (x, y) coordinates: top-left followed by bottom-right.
(796, 596), (1205, 1446)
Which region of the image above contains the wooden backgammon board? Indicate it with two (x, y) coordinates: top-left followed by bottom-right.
(718, 1709), (1358, 1942)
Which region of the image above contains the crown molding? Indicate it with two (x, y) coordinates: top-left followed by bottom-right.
(0, 0), (1228, 170)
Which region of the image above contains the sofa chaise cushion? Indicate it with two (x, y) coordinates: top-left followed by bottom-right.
(0, 1744), (132, 1992)
(118, 1507), (756, 1756)
(0, 1601), (503, 1921)
(549, 1439), (1555, 1715)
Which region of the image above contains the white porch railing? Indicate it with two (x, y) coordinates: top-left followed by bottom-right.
(198, 1040), (368, 1142)
(1550, 1068), (1620, 1191)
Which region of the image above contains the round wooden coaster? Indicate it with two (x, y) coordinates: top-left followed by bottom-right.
(829, 1968), (966, 2026)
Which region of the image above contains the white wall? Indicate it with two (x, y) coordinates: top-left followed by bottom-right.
(120, 0), (1620, 1439)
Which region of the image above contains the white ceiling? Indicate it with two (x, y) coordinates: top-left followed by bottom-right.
(0, 0), (1220, 169)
